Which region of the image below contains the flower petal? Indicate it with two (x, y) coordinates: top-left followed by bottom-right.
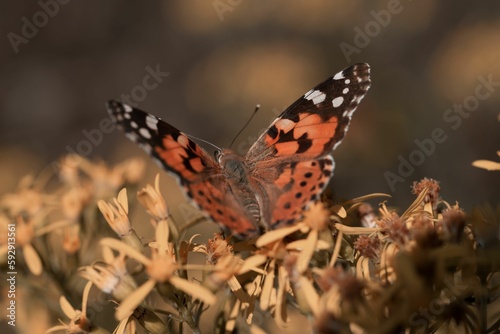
(59, 295), (76, 319)
(472, 159), (500, 171)
(170, 276), (216, 305)
(101, 238), (151, 266)
(117, 188), (128, 214)
(256, 225), (302, 248)
(116, 279), (156, 321)
(23, 243), (42, 276)
(296, 229), (317, 274)
(238, 254), (267, 275)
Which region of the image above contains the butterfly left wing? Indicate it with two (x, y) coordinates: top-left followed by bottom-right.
(107, 100), (260, 236)
(246, 63), (371, 228)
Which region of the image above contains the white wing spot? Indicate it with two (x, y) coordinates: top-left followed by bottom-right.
(130, 121), (138, 129)
(125, 132), (139, 142)
(332, 96), (344, 108)
(146, 115), (158, 131)
(139, 128), (152, 139)
(304, 89), (314, 97)
(345, 79), (351, 84)
(124, 104), (133, 112)
(305, 89), (326, 104)
(334, 71), (345, 80)
(124, 113), (131, 119)
(342, 88), (349, 94)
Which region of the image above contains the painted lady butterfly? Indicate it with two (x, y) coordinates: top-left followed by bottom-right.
(107, 63), (371, 237)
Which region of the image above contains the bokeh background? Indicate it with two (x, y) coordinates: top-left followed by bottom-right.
(0, 0), (499, 332)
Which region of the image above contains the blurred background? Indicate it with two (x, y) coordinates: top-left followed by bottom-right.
(1, 0), (499, 209)
(1, 1), (500, 333)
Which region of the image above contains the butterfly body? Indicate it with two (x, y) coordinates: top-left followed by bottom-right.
(107, 63), (371, 237)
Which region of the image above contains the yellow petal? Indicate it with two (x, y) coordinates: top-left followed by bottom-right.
(59, 295), (76, 319)
(401, 187), (428, 219)
(23, 243), (42, 276)
(260, 261), (276, 310)
(342, 193), (391, 206)
(117, 188), (128, 214)
(238, 254), (267, 275)
(100, 238), (151, 266)
(82, 281), (92, 317)
(331, 204), (347, 218)
(170, 276), (216, 305)
(295, 275), (319, 316)
(274, 266), (289, 328)
(256, 225), (302, 248)
(287, 238), (330, 250)
(334, 223), (380, 235)
(329, 230), (343, 267)
(116, 279), (156, 320)
(155, 219), (170, 252)
(45, 325), (69, 333)
(296, 230), (317, 274)
(472, 159), (500, 171)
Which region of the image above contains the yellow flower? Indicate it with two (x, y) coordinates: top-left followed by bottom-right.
(98, 188), (143, 252)
(100, 219), (216, 321)
(45, 282), (107, 334)
(137, 174), (169, 220)
(256, 201), (332, 274)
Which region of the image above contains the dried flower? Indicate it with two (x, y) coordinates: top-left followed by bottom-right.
(377, 212), (410, 246)
(439, 206), (466, 243)
(412, 178), (441, 210)
(354, 235), (380, 259)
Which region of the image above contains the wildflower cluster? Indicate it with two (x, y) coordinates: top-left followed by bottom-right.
(1, 156), (499, 333)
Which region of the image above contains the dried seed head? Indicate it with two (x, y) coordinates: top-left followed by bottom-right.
(412, 178), (441, 209)
(439, 207), (466, 243)
(354, 235), (381, 259)
(378, 212), (410, 246)
(412, 215), (441, 248)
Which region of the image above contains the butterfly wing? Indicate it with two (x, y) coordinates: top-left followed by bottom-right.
(107, 101), (259, 236)
(245, 63), (371, 228)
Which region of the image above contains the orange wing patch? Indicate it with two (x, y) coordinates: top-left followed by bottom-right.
(270, 156), (334, 228)
(155, 134), (208, 182)
(188, 181), (258, 236)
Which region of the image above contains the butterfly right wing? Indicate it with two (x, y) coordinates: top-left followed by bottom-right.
(106, 100), (259, 236)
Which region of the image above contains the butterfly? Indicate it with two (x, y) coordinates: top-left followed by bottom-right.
(107, 63), (371, 237)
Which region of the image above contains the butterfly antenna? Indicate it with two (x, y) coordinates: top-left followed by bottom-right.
(229, 104), (260, 149)
(187, 134), (222, 153)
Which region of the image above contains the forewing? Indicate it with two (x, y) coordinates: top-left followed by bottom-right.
(246, 63), (371, 164)
(107, 100), (258, 236)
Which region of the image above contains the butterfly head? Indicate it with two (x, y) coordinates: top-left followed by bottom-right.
(216, 149), (248, 183)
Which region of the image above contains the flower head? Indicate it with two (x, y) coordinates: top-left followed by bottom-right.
(137, 174), (169, 220)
